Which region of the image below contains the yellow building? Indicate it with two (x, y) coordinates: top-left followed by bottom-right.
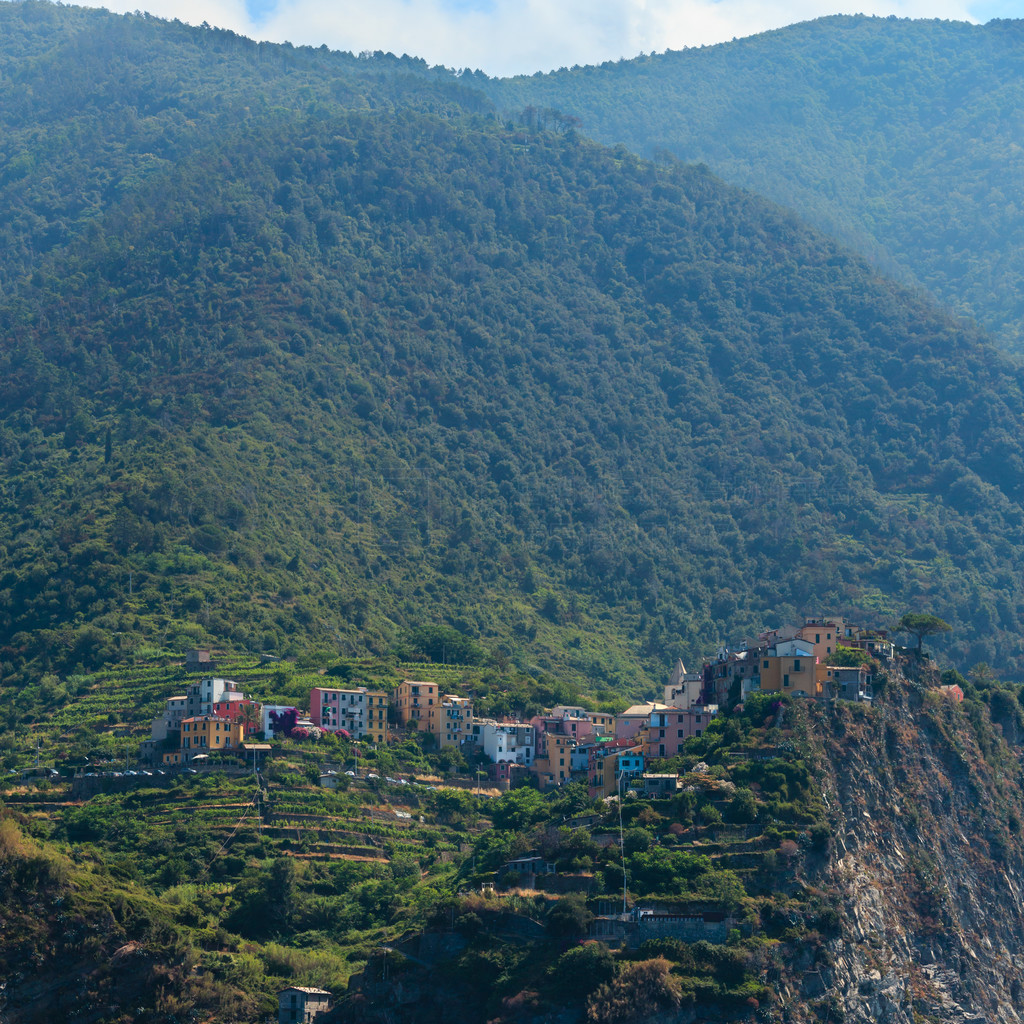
(179, 715), (245, 761)
(361, 690), (388, 745)
(588, 744), (643, 800)
(440, 696), (474, 748)
(795, 618), (845, 661)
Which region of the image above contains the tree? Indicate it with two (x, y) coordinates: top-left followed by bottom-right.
(826, 645), (872, 667)
(726, 787), (758, 824)
(269, 707), (299, 736)
(490, 786), (549, 831)
(546, 893), (593, 937)
(896, 613), (952, 653)
(549, 942), (616, 997)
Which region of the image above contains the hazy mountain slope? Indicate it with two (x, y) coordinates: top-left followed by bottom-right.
(4, 4), (1024, 687)
(479, 15), (1024, 349)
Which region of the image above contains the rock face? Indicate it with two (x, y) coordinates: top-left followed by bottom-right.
(806, 661), (1024, 1024)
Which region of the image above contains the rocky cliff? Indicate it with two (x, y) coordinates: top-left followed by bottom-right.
(806, 661), (1024, 1023)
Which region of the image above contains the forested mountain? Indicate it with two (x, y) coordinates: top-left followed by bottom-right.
(4, 1), (1024, 692)
(479, 15), (1024, 349)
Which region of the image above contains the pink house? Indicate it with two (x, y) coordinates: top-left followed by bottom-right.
(615, 703), (669, 741)
(643, 707), (716, 760)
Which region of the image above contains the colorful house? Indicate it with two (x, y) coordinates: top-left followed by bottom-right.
(180, 715), (245, 761)
(664, 660), (707, 709)
(531, 709), (596, 744)
(311, 687), (388, 744)
(476, 720), (534, 764)
(212, 697), (262, 737)
(758, 639), (824, 698)
(643, 706), (716, 760)
(440, 696), (474, 748)
(184, 677), (244, 718)
(150, 695), (188, 742)
(532, 732), (577, 790)
(588, 744), (644, 799)
(394, 680), (440, 736)
(615, 703), (670, 741)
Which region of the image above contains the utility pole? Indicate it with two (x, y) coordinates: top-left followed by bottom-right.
(618, 768), (628, 916)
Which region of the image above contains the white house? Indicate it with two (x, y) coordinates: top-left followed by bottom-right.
(184, 677), (244, 718)
(474, 720), (535, 765)
(277, 986), (332, 1024)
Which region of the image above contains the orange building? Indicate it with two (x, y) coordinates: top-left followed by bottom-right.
(394, 680), (440, 734)
(531, 732), (577, 790)
(757, 639), (827, 697)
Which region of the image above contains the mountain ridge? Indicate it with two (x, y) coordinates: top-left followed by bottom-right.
(478, 14), (1024, 350)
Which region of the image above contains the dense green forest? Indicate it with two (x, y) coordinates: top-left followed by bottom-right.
(478, 15), (1024, 349)
(4, 3), (1024, 693)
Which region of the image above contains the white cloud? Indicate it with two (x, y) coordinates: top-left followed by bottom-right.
(83, 0), (995, 76)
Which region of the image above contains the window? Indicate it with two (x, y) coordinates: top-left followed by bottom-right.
(763, 660), (769, 669)
(677, 729), (684, 738)
(793, 659), (801, 671)
(784, 674), (790, 687)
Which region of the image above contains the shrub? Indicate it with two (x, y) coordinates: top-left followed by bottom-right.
(549, 942), (616, 996)
(727, 788), (758, 823)
(586, 957), (683, 1024)
(699, 804), (723, 826)
(546, 894), (594, 937)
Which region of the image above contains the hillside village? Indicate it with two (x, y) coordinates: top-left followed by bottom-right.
(133, 616), (919, 801)
(6, 610), (1008, 1024)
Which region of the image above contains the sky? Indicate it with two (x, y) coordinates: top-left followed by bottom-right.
(69, 0), (1020, 76)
